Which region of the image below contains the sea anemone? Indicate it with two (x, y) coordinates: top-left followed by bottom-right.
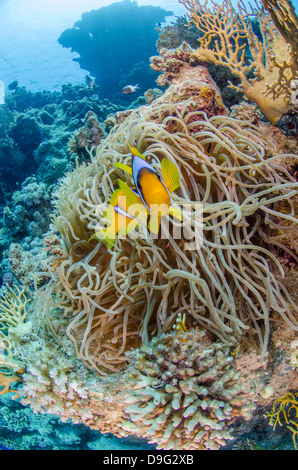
(35, 101), (298, 374)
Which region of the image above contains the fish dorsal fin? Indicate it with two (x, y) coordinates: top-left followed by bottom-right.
(127, 141), (146, 160)
(160, 158), (180, 194)
(114, 162), (132, 175)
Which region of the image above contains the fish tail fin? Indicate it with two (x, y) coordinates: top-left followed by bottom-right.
(161, 158), (180, 194)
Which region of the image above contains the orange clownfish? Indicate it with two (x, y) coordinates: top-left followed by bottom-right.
(92, 143), (182, 249)
(114, 143), (182, 233)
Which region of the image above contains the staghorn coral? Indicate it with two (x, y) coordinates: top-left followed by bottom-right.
(179, 0), (298, 124)
(34, 99), (298, 378)
(119, 325), (256, 450)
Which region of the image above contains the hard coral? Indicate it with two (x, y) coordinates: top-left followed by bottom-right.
(67, 111), (104, 160)
(119, 327), (255, 450)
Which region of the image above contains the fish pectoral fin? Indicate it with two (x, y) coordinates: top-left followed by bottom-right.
(161, 158), (180, 194)
(117, 179), (143, 212)
(114, 162), (132, 175)
(110, 188), (122, 207)
(89, 229), (115, 249)
(169, 206), (183, 221)
(148, 213), (161, 235)
(127, 141), (146, 160)
(118, 218), (139, 237)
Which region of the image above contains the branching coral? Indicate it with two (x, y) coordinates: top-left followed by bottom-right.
(35, 100), (298, 376)
(0, 284), (29, 397)
(179, 0), (298, 123)
(118, 325), (256, 450)
(265, 390), (298, 449)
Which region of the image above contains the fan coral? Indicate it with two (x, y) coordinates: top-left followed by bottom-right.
(0, 284), (29, 398)
(179, 0), (298, 124)
(265, 390), (298, 450)
(35, 100), (298, 376)
(119, 326), (255, 450)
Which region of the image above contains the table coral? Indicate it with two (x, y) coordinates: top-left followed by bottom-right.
(179, 0), (298, 124)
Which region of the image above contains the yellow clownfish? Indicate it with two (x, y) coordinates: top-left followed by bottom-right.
(114, 142), (182, 233)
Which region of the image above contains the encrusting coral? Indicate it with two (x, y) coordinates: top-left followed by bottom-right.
(179, 0), (298, 124)
(150, 42), (227, 118)
(34, 95), (298, 377)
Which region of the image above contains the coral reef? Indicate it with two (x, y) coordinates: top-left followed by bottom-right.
(150, 43), (227, 117)
(33, 95), (298, 382)
(58, 1), (172, 99)
(67, 111), (105, 161)
(179, 0), (298, 125)
(0, 9), (297, 449)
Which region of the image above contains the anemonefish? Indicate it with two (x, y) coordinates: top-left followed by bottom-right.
(92, 144), (182, 248)
(115, 143), (182, 233)
(121, 84), (139, 94)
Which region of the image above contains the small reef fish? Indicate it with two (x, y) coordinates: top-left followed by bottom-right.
(121, 84), (139, 94)
(92, 143), (182, 248)
(85, 74), (94, 89)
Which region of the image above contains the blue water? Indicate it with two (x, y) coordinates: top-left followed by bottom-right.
(0, 0), (184, 92)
